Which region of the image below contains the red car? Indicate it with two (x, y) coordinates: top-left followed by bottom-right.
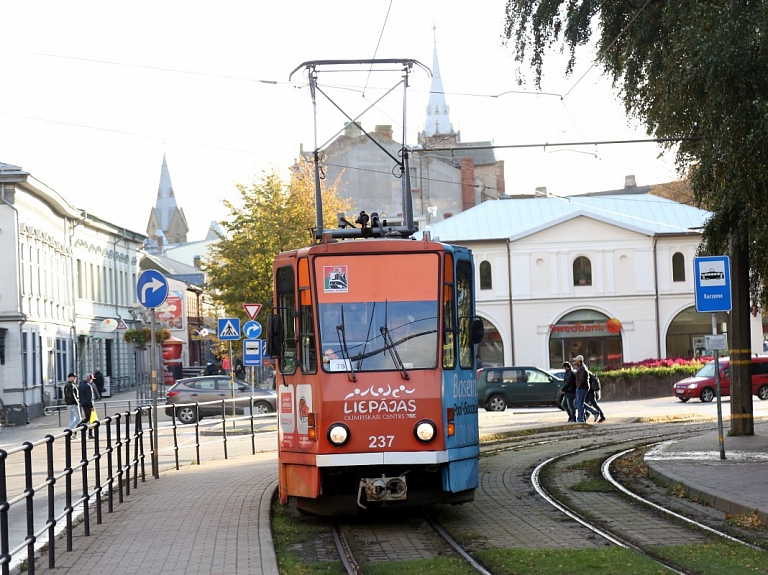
(674, 356), (768, 402)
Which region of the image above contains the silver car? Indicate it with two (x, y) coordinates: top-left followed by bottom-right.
(164, 375), (276, 424)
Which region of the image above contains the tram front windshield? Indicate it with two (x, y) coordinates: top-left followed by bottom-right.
(319, 301), (438, 372)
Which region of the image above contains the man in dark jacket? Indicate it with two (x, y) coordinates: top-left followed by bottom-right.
(573, 355), (599, 423)
(78, 377), (94, 438)
(64, 373), (80, 433)
(559, 362), (577, 422)
(93, 370), (105, 398)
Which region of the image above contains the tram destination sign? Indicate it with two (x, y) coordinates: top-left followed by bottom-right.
(694, 256), (732, 313)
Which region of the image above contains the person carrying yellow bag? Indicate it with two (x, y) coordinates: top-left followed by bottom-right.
(78, 376), (96, 439)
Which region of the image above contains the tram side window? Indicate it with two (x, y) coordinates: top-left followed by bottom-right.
(298, 258), (316, 373)
(276, 266), (297, 374)
(457, 260), (474, 370)
(443, 253), (455, 369)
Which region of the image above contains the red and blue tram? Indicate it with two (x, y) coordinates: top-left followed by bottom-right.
(267, 58), (483, 514)
(267, 232), (483, 514)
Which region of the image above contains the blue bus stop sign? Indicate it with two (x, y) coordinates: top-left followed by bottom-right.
(694, 256), (732, 312)
(243, 339), (262, 366)
(136, 270), (169, 309)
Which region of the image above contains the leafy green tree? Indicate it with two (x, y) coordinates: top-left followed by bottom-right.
(202, 161), (351, 342)
(504, 1), (768, 434)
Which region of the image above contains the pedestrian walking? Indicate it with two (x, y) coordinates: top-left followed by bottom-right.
(585, 372), (606, 423)
(234, 358), (245, 380)
(573, 355), (599, 423)
(93, 369), (105, 398)
(559, 361), (577, 422)
(78, 376), (95, 438)
(63, 373), (80, 435)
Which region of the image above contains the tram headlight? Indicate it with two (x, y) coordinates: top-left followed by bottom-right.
(327, 423), (350, 447)
(414, 420), (437, 443)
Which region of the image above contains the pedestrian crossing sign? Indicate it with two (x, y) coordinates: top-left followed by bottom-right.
(218, 318), (241, 340)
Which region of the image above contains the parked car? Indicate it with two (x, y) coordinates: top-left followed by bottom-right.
(548, 368), (567, 380)
(674, 356), (768, 403)
(164, 375), (277, 424)
(477, 366), (564, 412)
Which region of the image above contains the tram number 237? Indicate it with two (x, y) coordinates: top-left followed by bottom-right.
(369, 435), (395, 448)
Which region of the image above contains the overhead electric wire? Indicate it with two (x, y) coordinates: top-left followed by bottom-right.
(0, 46), (286, 84)
(362, 0), (394, 97)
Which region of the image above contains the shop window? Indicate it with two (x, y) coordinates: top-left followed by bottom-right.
(672, 252), (685, 282)
(479, 261), (492, 290)
(573, 257), (592, 286)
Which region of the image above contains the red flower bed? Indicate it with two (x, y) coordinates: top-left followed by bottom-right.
(603, 356), (712, 372)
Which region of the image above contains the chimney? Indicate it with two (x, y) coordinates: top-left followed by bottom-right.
(375, 125), (393, 140)
(624, 175), (636, 188)
(193, 255), (201, 270)
(344, 122), (362, 138)
(535, 187), (547, 196)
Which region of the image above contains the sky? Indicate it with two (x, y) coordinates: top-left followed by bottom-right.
(0, 0), (681, 241)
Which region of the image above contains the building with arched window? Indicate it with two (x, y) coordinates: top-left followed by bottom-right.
(419, 183), (763, 369)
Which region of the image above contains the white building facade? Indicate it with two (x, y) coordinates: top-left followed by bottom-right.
(422, 187), (763, 369)
(0, 163), (145, 424)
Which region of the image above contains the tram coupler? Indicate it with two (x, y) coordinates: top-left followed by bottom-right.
(357, 475), (408, 509)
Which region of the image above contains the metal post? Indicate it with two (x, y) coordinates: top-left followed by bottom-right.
(229, 340), (235, 426)
(150, 311), (159, 478)
(712, 313), (726, 460)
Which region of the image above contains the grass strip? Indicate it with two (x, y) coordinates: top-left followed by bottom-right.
(272, 498), (345, 575)
(654, 542), (768, 574)
(474, 547), (666, 574)
(362, 556), (480, 575)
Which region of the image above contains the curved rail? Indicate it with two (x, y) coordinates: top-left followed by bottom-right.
(602, 447), (763, 550)
(531, 432), (765, 574)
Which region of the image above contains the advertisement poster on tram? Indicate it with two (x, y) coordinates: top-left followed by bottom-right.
(279, 385), (296, 449)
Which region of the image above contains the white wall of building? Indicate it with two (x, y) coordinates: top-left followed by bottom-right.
(470, 214), (760, 369)
(0, 165), (145, 423)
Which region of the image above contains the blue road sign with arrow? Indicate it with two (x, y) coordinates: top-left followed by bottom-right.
(243, 320), (262, 339)
(136, 270), (169, 309)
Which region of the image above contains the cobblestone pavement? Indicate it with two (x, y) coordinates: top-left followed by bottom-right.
(434, 430), (612, 551)
(551, 445), (711, 547)
(32, 454), (278, 575)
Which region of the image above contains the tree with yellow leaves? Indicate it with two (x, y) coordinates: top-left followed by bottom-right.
(202, 161), (350, 327)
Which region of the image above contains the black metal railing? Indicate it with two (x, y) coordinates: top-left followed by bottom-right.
(0, 399), (275, 575)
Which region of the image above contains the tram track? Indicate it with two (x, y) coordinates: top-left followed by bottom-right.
(274, 421), (768, 574)
(531, 427), (767, 574)
(330, 510), (494, 575)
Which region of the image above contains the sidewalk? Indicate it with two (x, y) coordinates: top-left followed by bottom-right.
(644, 420), (768, 525)
(31, 454), (280, 575)
(7, 385), (281, 575)
(1, 387), (157, 445)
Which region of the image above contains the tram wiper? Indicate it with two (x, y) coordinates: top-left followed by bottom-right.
(336, 309), (357, 382)
(379, 325), (409, 380)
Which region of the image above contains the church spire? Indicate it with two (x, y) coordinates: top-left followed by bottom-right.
(155, 154), (177, 231)
(424, 28), (453, 138)
(147, 154), (189, 244)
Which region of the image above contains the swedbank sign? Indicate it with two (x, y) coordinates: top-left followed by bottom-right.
(549, 318), (622, 337)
